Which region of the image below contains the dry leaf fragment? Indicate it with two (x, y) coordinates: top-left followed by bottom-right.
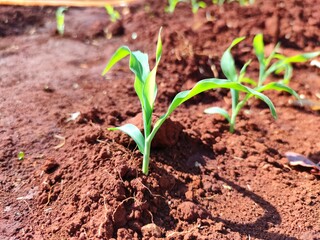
(289, 99), (320, 111)
(53, 134), (66, 149)
(310, 59), (320, 68)
(65, 111), (80, 122)
(285, 152), (320, 175)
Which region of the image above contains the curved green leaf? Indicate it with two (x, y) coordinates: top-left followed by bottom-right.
(108, 124), (145, 153)
(102, 46), (130, 76)
(149, 78), (276, 141)
(221, 37), (245, 82)
(129, 51), (150, 83)
(240, 77), (257, 86)
(282, 64), (293, 85)
(265, 43), (281, 67)
(239, 59), (252, 82)
(255, 82), (299, 99)
(284, 51), (320, 63)
(204, 107), (231, 122)
(228, 37), (246, 50)
(253, 34), (265, 65)
(143, 28), (163, 114)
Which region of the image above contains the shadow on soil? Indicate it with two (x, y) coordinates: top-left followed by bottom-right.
(214, 176), (297, 240)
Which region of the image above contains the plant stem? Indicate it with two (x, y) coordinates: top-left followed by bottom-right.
(142, 140), (151, 175)
(229, 94), (251, 133)
(230, 89), (239, 133)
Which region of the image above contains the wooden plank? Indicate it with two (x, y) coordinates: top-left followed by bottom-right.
(0, 0), (143, 7)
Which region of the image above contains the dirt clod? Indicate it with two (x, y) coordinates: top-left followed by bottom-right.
(141, 223), (163, 238)
(177, 201), (209, 222)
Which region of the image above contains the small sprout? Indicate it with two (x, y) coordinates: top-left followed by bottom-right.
(105, 5), (121, 23)
(18, 151), (25, 161)
(165, 0), (186, 13)
(103, 28), (275, 175)
(191, 0), (206, 13)
(56, 7), (67, 36)
(166, 0), (205, 14)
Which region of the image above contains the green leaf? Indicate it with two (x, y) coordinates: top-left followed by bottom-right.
(239, 59), (252, 82)
(265, 43), (281, 67)
(18, 151), (25, 161)
(204, 107), (231, 122)
(284, 51), (320, 63)
(165, 0), (185, 13)
(282, 64), (293, 85)
(143, 28), (163, 114)
(253, 34), (265, 65)
(129, 51), (150, 83)
(108, 124), (145, 153)
(228, 37), (246, 50)
(255, 82), (299, 99)
(56, 7), (67, 36)
(221, 37), (245, 82)
(240, 77), (257, 86)
(102, 46), (131, 75)
(149, 78), (276, 141)
(199, 1), (207, 8)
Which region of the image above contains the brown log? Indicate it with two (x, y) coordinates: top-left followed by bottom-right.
(0, 0), (143, 7)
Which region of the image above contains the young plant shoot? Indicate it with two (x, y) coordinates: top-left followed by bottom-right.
(165, 0), (185, 13)
(102, 29), (276, 175)
(253, 34), (320, 86)
(105, 5), (121, 22)
(191, 0), (206, 13)
(56, 7), (67, 36)
(166, 0), (205, 14)
(205, 36), (301, 133)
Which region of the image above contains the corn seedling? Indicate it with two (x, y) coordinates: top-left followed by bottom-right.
(205, 36), (299, 133)
(166, 0), (205, 14)
(18, 151), (25, 161)
(102, 29), (276, 175)
(105, 5), (121, 23)
(56, 7), (67, 36)
(165, 0), (186, 13)
(253, 34), (320, 86)
(191, 0), (206, 13)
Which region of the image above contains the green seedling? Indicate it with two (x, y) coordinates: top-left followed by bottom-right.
(205, 36), (299, 133)
(56, 7), (67, 36)
(253, 34), (320, 86)
(102, 29), (276, 175)
(165, 0), (186, 13)
(18, 151), (25, 161)
(105, 5), (121, 22)
(191, 0), (207, 13)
